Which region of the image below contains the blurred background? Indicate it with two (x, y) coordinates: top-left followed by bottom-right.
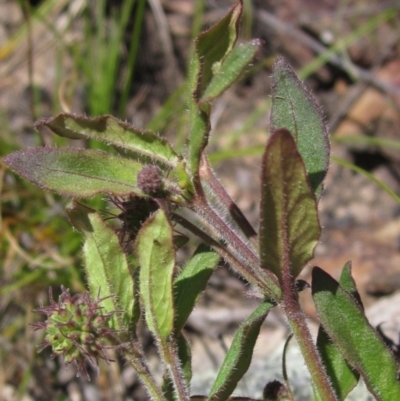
(1, 0), (400, 400)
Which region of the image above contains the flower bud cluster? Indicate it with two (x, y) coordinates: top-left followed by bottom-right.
(33, 287), (118, 379)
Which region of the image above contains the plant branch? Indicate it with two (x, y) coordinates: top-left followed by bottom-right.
(121, 340), (167, 401)
(281, 271), (338, 401)
(159, 338), (189, 401)
(171, 209), (280, 301)
(199, 154), (258, 250)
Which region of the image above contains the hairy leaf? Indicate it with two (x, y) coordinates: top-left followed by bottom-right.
(3, 147), (144, 198)
(136, 210), (175, 340)
(260, 129), (320, 279)
(67, 202), (135, 331)
(271, 57), (329, 198)
(35, 113), (179, 167)
(207, 300), (274, 401)
(315, 262), (360, 401)
(200, 40), (261, 105)
(188, 1), (242, 176)
(174, 244), (220, 331)
(312, 267), (400, 400)
(190, 1), (242, 100)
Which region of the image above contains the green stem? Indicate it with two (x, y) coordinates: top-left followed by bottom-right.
(281, 272), (337, 401)
(122, 341), (166, 401)
(160, 338), (189, 401)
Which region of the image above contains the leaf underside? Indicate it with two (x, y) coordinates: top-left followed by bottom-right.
(3, 147), (144, 198)
(259, 128), (320, 280)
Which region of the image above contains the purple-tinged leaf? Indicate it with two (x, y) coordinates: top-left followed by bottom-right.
(260, 129), (320, 280)
(3, 147), (144, 198)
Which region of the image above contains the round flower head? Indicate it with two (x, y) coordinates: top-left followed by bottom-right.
(32, 287), (119, 380)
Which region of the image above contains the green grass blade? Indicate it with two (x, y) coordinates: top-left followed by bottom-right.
(333, 156), (400, 205)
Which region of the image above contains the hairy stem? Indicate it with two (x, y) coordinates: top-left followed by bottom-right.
(122, 341), (166, 401)
(171, 210), (281, 300)
(189, 195), (281, 300)
(160, 338), (189, 401)
(281, 271), (337, 401)
(199, 155), (258, 250)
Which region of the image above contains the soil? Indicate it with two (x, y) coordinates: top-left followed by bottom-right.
(1, 0), (400, 400)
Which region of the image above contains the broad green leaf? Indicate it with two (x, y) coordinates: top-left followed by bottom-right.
(3, 147), (144, 198)
(259, 129), (320, 279)
(188, 1), (242, 176)
(312, 267), (400, 401)
(271, 57), (330, 198)
(207, 300), (274, 401)
(135, 209), (175, 340)
(35, 113), (179, 167)
(66, 202), (135, 331)
(200, 40), (261, 104)
(174, 244), (220, 331)
(315, 262), (360, 401)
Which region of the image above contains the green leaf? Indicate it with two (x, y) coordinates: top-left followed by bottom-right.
(135, 209), (175, 340)
(315, 262), (360, 401)
(207, 300), (274, 401)
(271, 57), (330, 198)
(3, 147), (144, 198)
(174, 244), (220, 331)
(190, 1), (242, 100)
(337, 261), (363, 308)
(35, 113), (179, 167)
(188, 1), (242, 176)
(200, 40), (261, 104)
(259, 129), (320, 280)
(66, 201), (135, 331)
(312, 267), (400, 401)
